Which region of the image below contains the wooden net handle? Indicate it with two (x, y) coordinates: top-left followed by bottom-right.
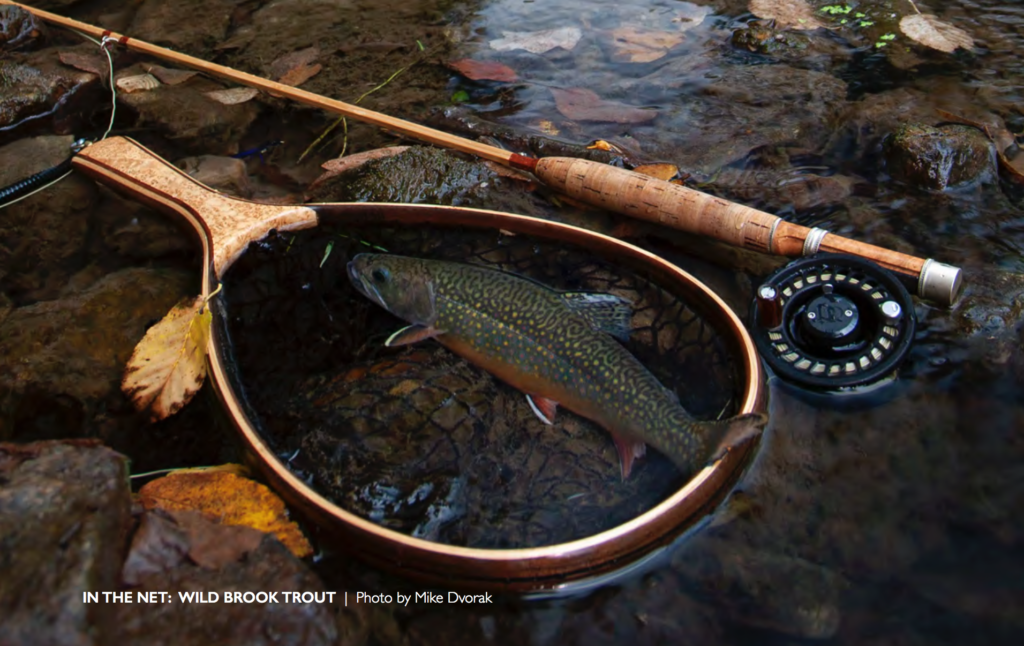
(72, 137), (317, 281)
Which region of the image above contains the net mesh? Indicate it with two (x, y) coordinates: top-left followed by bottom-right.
(222, 222), (744, 548)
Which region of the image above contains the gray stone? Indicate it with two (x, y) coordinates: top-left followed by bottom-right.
(0, 439), (132, 646)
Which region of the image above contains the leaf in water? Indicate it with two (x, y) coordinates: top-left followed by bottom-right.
(205, 87), (259, 105)
(899, 14), (974, 53)
(551, 87), (657, 124)
(447, 59), (518, 82)
(490, 26), (582, 54)
(116, 73), (161, 94)
(122, 295), (211, 422)
(145, 65), (197, 86)
(269, 46), (320, 79)
(633, 163), (680, 181)
(748, 0), (824, 31)
(278, 62), (322, 87)
(605, 26), (685, 63)
(137, 469), (313, 558)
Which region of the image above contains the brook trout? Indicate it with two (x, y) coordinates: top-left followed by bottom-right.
(347, 253), (766, 479)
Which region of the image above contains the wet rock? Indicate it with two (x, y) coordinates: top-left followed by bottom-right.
(116, 78), (259, 154)
(309, 145), (544, 218)
(98, 195), (197, 261)
(884, 123), (996, 190)
(130, 0), (235, 54)
(0, 4), (46, 51)
(113, 510), (340, 646)
(310, 145), (491, 205)
(634, 63), (848, 173)
(0, 439), (132, 646)
(673, 534), (845, 640)
(0, 135), (96, 303)
(0, 267), (193, 441)
(177, 155), (253, 198)
(0, 49), (99, 132)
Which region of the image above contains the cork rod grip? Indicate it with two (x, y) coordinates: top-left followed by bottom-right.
(534, 157), (780, 253)
(72, 137), (317, 279)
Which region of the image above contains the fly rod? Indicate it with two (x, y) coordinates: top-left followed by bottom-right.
(6, 0), (962, 306)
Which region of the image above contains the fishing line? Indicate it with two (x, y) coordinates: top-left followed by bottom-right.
(0, 28), (117, 210)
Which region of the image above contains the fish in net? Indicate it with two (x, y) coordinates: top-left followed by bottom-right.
(221, 223), (744, 548)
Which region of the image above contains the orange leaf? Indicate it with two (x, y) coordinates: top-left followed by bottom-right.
(448, 59), (518, 82)
(550, 87), (657, 124)
(122, 295), (210, 422)
(633, 163), (680, 182)
(137, 470), (313, 558)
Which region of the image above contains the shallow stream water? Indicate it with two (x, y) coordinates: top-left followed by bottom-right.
(2, 0), (1023, 643)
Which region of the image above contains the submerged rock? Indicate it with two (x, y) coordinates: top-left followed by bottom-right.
(0, 267), (193, 441)
(0, 135), (96, 303)
(884, 123), (995, 190)
(0, 49), (99, 132)
(0, 4), (46, 51)
(115, 77), (259, 154)
(0, 439), (132, 646)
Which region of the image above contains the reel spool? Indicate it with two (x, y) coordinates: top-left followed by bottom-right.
(750, 254), (916, 390)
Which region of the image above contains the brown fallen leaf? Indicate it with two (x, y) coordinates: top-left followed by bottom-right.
(447, 58), (518, 82)
(122, 295), (211, 422)
(605, 26), (685, 64)
(900, 14), (973, 53)
(633, 163), (681, 181)
(145, 65), (197, 86)
(550, 87), (657, 124)
(171, 510), (266, 570)
(205, 87), (259, 105)
(278, 62), (322, 87)
(137, 470), (313, 558)
(58, 51), (107, 77)
(748, 0), (824, 31)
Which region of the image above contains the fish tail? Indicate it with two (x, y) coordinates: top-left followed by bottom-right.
(704, 412), (769, 463)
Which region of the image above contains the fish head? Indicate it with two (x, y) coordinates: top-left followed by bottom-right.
(347, 253), (438, 325)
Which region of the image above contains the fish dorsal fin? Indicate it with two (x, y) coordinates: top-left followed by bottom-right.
(385, 324), (443, 347)
(560, 292), (633, 341)
(525, 394), (558, 425)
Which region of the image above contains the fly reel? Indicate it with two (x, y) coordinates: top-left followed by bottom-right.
(750, 254), (916, 389)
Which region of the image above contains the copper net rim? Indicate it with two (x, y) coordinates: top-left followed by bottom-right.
(206, 202), (765, 592)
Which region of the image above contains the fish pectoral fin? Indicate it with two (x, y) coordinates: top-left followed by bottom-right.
(525, 394), (558, 425)
(560, 291), (633, 341)
(707, 412), (769, 463)
(612, 434), (647, 481)
(385, 324), (443, 347)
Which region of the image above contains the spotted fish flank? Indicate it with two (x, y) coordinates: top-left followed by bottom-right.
(347, 253), (767, 479)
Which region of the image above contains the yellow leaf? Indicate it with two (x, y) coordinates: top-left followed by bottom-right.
(166, 463), (251, 478)
(122, 295), (211, 422)
(137, 470), (313, 559)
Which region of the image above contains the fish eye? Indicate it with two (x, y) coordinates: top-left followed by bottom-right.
(371, 267), (390, 284)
